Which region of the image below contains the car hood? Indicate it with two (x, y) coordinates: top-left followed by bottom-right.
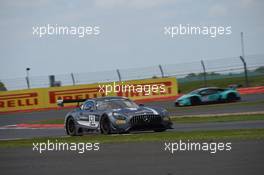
(112, 106), (160, 116)
(176, 94), (194, 101)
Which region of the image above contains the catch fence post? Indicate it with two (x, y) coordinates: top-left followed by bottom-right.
(116, 69), (122, 81)
(201, 60), (207, 87)
(239, 56), (249, 87)
(159, 65), (165, 78)
(71, 73), (76, 85)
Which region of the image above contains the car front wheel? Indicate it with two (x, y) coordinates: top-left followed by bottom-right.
(66, 117), (81, 136)
(100, 116), (111, 134)
(190, 97), (201, 106)
(227, 93), (237, 102)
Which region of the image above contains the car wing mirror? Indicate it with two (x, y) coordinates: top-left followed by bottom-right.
(57, 99), (64, 107)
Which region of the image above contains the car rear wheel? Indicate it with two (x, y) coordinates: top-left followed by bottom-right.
(227, 93), (237, 102)
(154, 128), (166, 132)
(190, 97), (201, 106)
(100, 116), (111, 135)
(174, 102), (180, 107)
(66, 117), (77, 136)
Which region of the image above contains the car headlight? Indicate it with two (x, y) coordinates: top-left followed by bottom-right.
(112, 112), (126, 120)
(176, 99), (183, 103)
(163, 116), (171, 121)
(161, 109), (169, 117)
(115, 120), (126, 125)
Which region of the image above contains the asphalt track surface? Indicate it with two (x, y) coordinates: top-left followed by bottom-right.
(0, 94), (263, 140)
(1, 94), (264, 175)
(1, 140), (264, 175)
(1, 121), (264, 140)
(0, 94), (263, 126)
(148, 93), (264, 116)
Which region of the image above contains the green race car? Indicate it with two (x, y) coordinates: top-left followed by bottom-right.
(175, 87), (241, 106)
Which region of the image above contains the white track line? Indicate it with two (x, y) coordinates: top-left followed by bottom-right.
(0, 127), (62, 130)
(172, 111), (264, 118)
(0, 138), (25, 141)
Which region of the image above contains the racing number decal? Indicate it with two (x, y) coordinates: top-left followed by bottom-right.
(88, 115), (98, 127)
(89, 115), (95, 125)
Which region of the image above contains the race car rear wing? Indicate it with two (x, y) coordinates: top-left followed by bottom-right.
(57, 99), (87, 107)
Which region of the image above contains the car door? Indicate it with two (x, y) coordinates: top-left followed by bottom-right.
(79, 101), (100, 129)
(199, 89), (220, 102)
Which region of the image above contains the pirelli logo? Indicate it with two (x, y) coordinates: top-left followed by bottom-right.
(0, 77), (177, 113)
(49, 87), (106, 104)
(0, 92), (38, 108)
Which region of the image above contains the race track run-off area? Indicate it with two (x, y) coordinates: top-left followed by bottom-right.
(0, 93), (264, 175)
(0, 140), (264, 175)
(0, 93), (264, 140)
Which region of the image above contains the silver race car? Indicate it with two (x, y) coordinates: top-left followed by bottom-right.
(58, 96), (172, 136)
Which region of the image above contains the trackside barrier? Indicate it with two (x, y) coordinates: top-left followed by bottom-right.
(173, 86), (264, 100)
(238, 86), (264, 95)
(0, 77), (178, 113)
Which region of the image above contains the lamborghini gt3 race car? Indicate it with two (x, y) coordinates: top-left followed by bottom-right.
(58, 96), (172, 136)
(175, 87), (241, 106)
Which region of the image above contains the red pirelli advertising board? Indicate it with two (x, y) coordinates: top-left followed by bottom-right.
(0, 77), (178, 113)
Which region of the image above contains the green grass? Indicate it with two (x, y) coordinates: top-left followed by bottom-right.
(166, 100), (264, 112)
(179, 75), (264, 93)
(1, 129), (264, 148)
(171, 114), (264, 123)
(29, 113), (264, 125)
(30, 119), (64, 124)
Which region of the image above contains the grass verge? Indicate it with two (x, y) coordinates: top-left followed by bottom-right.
(166, 100), (264, 112)
(1, 128), (264, 148)
(30, 119), (64, 124)
(171, 114), (264, 123)
(30, 114), (264, 125)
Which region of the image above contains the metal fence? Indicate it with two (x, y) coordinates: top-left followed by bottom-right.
(1, 54), (264, 91)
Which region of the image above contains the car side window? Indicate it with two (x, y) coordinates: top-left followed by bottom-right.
(83, 101), (94, 110)
(200, 89), (217, 96)
(96, 101), (109, 110)
(209, 89), (218, 95)
(199, 90), (208, 96)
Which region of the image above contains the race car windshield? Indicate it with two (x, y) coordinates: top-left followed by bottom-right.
(97, 99), (138, 110)
(190, 89), (202, 94)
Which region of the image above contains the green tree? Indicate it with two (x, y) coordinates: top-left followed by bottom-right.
(255, 66), (264, 73)
(186, 73), (197, 78)
(0, 81), (7, 91)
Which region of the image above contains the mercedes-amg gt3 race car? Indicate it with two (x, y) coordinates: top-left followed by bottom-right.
(175, 87), (241, 106)
(57, 96), (172, 136)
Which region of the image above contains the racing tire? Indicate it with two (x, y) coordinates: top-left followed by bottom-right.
(174, 102), (180, 107)
(66, 117), (82, 136)
(226, 93), (237, 102)
(154, 128), (167, 132)
(190, 97), (201, 106)
(100, 116), (112, 135)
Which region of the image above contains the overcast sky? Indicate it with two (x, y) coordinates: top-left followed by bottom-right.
(0, 0), (263, 79)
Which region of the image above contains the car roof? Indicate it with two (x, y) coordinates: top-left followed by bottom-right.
(200, 87), (219, 90)
(192, 87), (221, 92)
(86, 96), (129, 102)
